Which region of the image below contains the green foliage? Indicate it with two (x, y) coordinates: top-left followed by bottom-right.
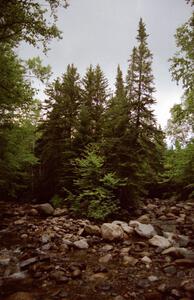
(0, 0), (69, 51)
(72, 145), (120, 220)
(26, 57), (52, 83)
(51, 194), (63, 208)
(0, 119), (38, 197)
(35, 64), (82, 200)
(164, 140), (194, 186)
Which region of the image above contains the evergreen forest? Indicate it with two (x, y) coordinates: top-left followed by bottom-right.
(0, 0), (193, 221)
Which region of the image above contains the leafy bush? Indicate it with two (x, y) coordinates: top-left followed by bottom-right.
(72, 144), (121, 220)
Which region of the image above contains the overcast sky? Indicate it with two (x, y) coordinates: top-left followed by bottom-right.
(19, 0), (192, 128)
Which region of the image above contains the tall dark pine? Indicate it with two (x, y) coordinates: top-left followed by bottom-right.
(126, 19), (163, 182)
(126, 18), (156, 140)
(76, 64), (109, 150)
(36, 64), (81, 200)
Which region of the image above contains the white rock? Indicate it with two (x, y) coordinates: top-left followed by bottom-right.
(141, 256), (152, 264)
(74, 239), (89, 249)
(149, 235), (171, 249)
(101, 223), (124, 241)
(129, 221), (156, 238)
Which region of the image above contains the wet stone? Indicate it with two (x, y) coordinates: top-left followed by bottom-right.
(163, 265), (177, 275)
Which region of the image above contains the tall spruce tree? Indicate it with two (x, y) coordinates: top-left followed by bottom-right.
(126, 18), (163, 185)
(75, 64), (109, 150)
(103, 66), (138, 208)
(36, 64), (81, 200)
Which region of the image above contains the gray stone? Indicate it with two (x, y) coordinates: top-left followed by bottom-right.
(74, 239), (89, 249)
(20, 257), (38, 268)
(163, 265), (177, 275)
(149, 235), (171, 249)
(101, 223), (124, 241)
(129, 221), (156, 238)
(141, 256), (152, 264)
(112, 221), (133, 235)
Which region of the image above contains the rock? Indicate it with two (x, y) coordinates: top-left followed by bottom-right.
(71, 268), (82, 278)
(101, 223), (124, 241)
(29, 208), (38, 216)
(149, 235), (171, 249)
(53, 207), (68, 216)
(137, 278), (150, 288)
(50, 270), (68, 282)
(6, 271), (28, 280)
(162, 247), (192, 258)
(112, 221), (133, 235)
(20, 257), (38, 268)
(89, 272), (108, 281)
(137, 214), (150, 224)
(101, 244), (114, 252)
(120, 247), (131, 256)
(84, 224), (101, 236)
(21, 234), (28, 239)
(62, 238), (73, 246)
(74, 239), (89, 249)
(37, 203), (54, 216)
(0, 256), (10, 266)
(163, 265), (177, 275)
(141, 256), (152, 264)
(123, 256), (138, 266)
(6, 292), (34, 300)
(174, 258), (194, 267)
(129, 221), (156, 238)
(148, 275), (158, 282)
(181, 279), (194, 292)
(41, 234), (51, 244)
(99, 254), (112, 264)
(14, 219), (25, 225)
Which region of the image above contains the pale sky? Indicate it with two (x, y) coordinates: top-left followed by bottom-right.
(18, 0), (192, 128)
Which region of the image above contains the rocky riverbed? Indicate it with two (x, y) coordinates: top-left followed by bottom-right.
(1, 197), (194, 300)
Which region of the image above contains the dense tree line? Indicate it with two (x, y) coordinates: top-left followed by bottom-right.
(0, 1), (193, 219)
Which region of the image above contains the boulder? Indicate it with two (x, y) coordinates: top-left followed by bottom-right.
(101, 223), (124, 241)
(149, 235), (171, 249)
(112, 221), (133, 235)
(37, 203), (54, 216)
(84, 224), (101, 236)
(129, 221), (156, 238)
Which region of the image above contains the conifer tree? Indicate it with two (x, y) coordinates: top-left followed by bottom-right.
(36, 64), (81, 200)
(126, 18), (163, 185)
(75, 64), (109, 149)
